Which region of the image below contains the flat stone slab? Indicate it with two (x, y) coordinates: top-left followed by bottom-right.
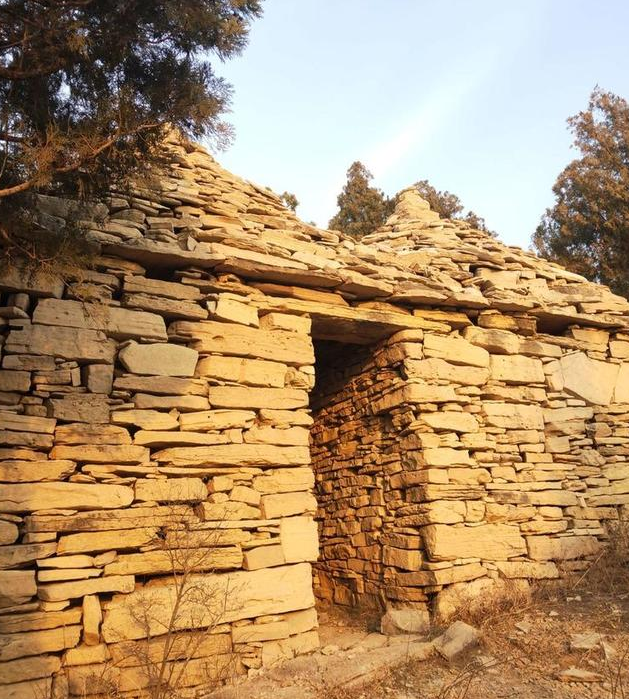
(118, 341), (199, 376)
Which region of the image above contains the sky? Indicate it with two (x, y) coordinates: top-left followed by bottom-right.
(210, 0), (629, 249)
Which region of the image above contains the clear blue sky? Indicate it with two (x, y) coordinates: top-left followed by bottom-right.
(212, 0), (629, 248)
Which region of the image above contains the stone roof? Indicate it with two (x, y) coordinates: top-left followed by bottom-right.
(39, 135), (629, 334)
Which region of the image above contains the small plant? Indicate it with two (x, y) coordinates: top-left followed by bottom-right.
(573, 517), (629, 596)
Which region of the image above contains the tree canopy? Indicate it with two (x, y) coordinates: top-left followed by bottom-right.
(329, 160), (492, 239)
(280, 191), (299, 212)
(0, 0), (262, 247)
(533, 88), (629, 297)
(328, 161), (392, 239)
(413, 180), (492, 233)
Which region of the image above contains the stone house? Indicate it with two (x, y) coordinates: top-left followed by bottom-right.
(1, 135), (628, 697)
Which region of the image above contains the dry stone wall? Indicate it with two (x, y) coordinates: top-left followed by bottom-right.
(1, 136), (629, 696)
(311, 339), (408, 609)
(0, 276), (321, 694)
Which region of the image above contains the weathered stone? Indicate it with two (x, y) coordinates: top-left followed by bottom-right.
(104, 546), (242, 575)
(0, 412), (57, 434)
(526, 535), (602, 561)
(253, 468), (315, 494)
(50, 444), (149, 463)
(112, 409), (179, 430)
(0, 264), (63, 298)
(381, 608), (430, 636)
(243, 544), (285, 570)
(614, 363), (629, 404)
(0, 609), (82, 634)
(55, 423), (131, 445)
(0, 519), (19, 544)
(0, 625), (81, 661)
(0, 654), (61, 684)
(122, 292), (207, 320)
(47, 394), (111, 423)
(423, 524), (526, 561)
(423, 334), (489, 368)
(434, 621), (480, 660)
(83, 595), (102, 645)
(83, 364), (114, 393)
(179, 409), (256, 432)
(420, 412), (479, 433)
(404, 358), (489, 386)
(101, 563), (314, 641)
(118, 341), (199, 376)
(495, 561), (559, 579)
(132, 430), (229, 448)
(208, 386), (308, 409)
(244, 425), (309, 446)
(37, 575), (136, 602)
(196, 355), (287, 387)
(134, 478), (206, 503)
(37, 569), (102, 582)
(123, 275), (202, 301)
(196, 501), (260, 520)
(33, 298), (167, 341)
(280, 517), (319, 563)
(152, 443), (310, 467)
(171, 320), (314, 366)
(0, 542), (56, 569)
(559, 352), (619, 405)
(260, 492), (317, 518)
(0, 482), (133, 512)
(0, 571), (37, 607)
(483, 402), (544, 430)
(24, 504), (194, 533)
(259, 312), (311, 334)
(0, 459), (75, 482)
(133, 393), (210, 412)
(65, 643), (111, 666)
(489, 355), (545, 384)
(1, 677), (52, 698)
(0, 430), (52, 449)
(114, 374), (207, 395)
(557, 667), (603, 683)
(0, 322), (84, 376)
(207, 294), (259, 326)
(57, 528), (157, 555)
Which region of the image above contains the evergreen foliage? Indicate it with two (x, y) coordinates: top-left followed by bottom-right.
(413, 180), (492, 233)
(533, 88), (629, 297)
(0, 0), (262, 249)
(328, 161), (392, 239)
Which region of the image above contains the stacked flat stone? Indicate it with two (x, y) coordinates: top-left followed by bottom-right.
(1, 135), (629, 697)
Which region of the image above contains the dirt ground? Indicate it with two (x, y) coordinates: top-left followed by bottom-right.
(208, 575), (629, 699)
(316, 581), (629, 699)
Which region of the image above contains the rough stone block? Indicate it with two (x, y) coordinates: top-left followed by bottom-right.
(33, 298), (167, 341)
(423, 334), (489, 367)
(101, 563), (315, 642)
(134, 478), (206, 503)
(0, 482), (133, 513)
(5, 325), (115, 363)
(118, 341), (198, 377)
(423, 523), (526, 561)
(261, 492), (317, 519)
(280, 517), (319, 563)
(196, 355), (287, 387)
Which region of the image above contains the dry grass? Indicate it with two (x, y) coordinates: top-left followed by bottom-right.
(573, 518), (629, 597)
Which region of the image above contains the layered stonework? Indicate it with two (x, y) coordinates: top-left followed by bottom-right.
(1, 136), (629, 696)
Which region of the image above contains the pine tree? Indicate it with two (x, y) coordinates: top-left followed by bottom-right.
(0, 0), (262, 250)
(533, 88), (629, 297)
(328, 162), (392, 239)
(280, 191), (299, 212)
(414, 180), (492, 233)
